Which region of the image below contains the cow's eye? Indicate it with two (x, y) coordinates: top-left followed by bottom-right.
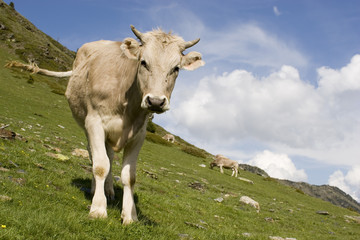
(141, 60), (149, 70)
(171, 66), (180, 75)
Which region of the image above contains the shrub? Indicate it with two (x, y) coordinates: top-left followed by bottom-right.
(181, 146), (207, 158)
(145, 132), (172, 146)
(295, 188), (305, 195)
(146, 120), (156, 133)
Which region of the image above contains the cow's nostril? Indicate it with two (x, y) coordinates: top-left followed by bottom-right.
(146, 96), (152, 106)
(159, 98), (165, 107)
(145, 95), (167, 112)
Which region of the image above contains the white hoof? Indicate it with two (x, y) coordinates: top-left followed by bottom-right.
(89, 208), (108, 219)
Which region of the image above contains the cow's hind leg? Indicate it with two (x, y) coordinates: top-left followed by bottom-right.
(104, 143), (115, 201)
(121, 130), (146, 225)
(86, 116), (110, 219)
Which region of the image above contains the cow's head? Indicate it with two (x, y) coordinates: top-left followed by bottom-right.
(120, 25), (205, 113)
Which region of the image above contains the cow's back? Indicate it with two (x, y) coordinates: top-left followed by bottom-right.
(65, 40), (138, 127)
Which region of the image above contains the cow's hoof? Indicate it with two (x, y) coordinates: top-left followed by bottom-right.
(122, 218), (137, 225)
(89, 209), (108, 219)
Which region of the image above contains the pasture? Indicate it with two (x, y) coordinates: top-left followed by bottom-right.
(1, 42), (360, 239)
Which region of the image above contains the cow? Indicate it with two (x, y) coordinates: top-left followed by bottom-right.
(6, 25), (205, 224)
(162, 133), (175, 143)
(210, 154), (239, 177)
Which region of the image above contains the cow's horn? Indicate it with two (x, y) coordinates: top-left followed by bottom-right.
(130, 25), (144, 42)
(184, 38), (200, 49)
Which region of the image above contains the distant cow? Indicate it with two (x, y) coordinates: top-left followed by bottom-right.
(162, 134), (175, 143)
(210, 154), (239, 177)
(7, 25), (204, 224)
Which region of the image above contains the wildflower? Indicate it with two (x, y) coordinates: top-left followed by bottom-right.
(1, 225), (6, 229)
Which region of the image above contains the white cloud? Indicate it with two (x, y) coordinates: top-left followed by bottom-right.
(199, 23), (307, 69)
(328, 166), (360, 202)
(248, 150), (307, 181)
(318, 55), (360, 95)
(273, 6), (281, 16)
(163, 54), (360, 168)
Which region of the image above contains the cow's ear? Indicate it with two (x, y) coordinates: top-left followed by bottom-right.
(121, 38), (140, 60)
(181, 51), (205, 71)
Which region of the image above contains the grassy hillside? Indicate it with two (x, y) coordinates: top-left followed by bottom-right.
(1, 38), (360, 240)
(1, 2), (360, 240)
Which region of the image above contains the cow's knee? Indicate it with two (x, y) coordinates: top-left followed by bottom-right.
(121, 164), (136, 187)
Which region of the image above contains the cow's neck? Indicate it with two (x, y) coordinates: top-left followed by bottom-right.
(111, 75), (149, 150)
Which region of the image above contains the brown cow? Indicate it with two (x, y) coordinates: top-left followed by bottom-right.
(210, 154), (239, 177)
(7, 26), (204, 224)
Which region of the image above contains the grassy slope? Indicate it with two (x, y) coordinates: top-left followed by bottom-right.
(1, 2), (360, 239)
(1, 46), (360, 240)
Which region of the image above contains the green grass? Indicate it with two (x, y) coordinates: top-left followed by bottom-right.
(1, 36), (360, 240)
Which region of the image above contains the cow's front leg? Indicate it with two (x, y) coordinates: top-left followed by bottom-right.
(86, 116), (110, 219)
(121, 130), (146, 225)
(220, 165), (224, 174)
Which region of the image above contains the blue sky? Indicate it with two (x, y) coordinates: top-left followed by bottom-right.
(7, 0), (360, 201)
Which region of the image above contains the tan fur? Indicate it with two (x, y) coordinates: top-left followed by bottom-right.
(5, 61), (73, 77)
(94, 166), (106, 178)
(162, 134), (175, 143)
(6, 26), (204, 224)
(210, 154), (239, 177)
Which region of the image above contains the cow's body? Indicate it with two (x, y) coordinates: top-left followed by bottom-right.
(210, 154), (239, 177)
(162, 134), (175, 143)
(7, 26), (204, 224)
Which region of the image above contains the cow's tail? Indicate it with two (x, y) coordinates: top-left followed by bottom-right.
(5, 61), (73, 78)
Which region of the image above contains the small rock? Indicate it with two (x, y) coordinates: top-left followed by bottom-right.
(80, 165), (92, 173)
(316, 211), (329, 215)
(44, 144), (61, 152)
(178, 233), (189, 239)
(114, 176), (121, 182)
(0, 167), (10, 172)
(71, 148), (89, 158)
(184, 221), (207, 230)
(0, 128), (16, 140)
(142, 169), (158, 180)
(238, 177), (254, 184)
(214, 197), (224, 203)
(199, 164), (206, 168)
(344, 215), (360, 224)
(188, 182), (205, 191)
(9, 177), (26, 185)
(269, 237), (284, 240)
(9, 160), (19, 168)
(57, 125), (65, 129)
(240, 196), (260, 213)
(242, 233), (251, 237)
(0, 195), (12, 202)
(46, 152), (69, 161)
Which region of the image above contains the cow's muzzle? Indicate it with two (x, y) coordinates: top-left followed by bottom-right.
(141, 94), (169, 113)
